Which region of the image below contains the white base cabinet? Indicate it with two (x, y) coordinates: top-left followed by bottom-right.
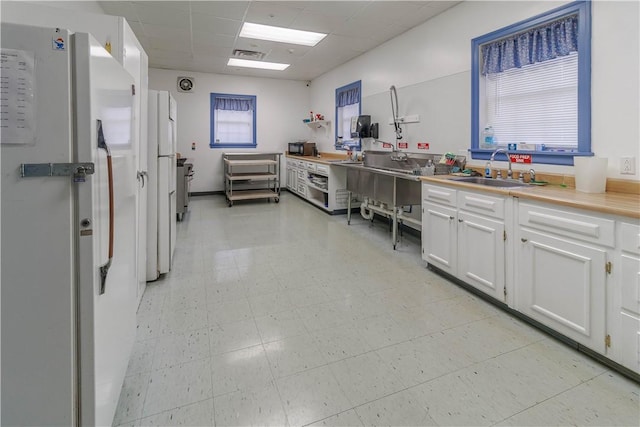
(422, 184), (508, 303)
(422, 182), (640, 377)
(422, 201), (457, 276)
(286, 157), (347, 213)
(517, 228), (607, 352)
(458, 211), (505, 302)
(612, 222), (640, 373)
(516, 202), (614, 354)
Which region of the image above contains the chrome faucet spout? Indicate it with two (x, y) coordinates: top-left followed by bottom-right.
(490, 148), (513, 179)
(375, 139), (408, 161)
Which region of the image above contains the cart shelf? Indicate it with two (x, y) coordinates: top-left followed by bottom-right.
(223, 152), (282, 207)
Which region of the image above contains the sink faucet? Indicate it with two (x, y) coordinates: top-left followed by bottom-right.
(376, 139), (408, 161)
(490, 148), (513, 179)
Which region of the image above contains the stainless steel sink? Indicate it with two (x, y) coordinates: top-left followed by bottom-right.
(450, 176), (527, 188)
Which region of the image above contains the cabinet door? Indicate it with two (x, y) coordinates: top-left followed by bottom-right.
(422, 202), (457, 276)
(288, 168), (297, 189)
(458, 211), (505, 301)
(617, 253), (640, 373)
(518, 228), (607, 352)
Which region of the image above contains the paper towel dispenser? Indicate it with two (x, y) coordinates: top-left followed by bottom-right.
(350, 115), (371, 138)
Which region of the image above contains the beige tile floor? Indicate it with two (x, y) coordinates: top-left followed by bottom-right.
(114, 193), (639, 427)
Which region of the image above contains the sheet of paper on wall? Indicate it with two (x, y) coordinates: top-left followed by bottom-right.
(0, 49), (36, 145)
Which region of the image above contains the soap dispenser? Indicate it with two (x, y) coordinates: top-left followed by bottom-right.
(485, 162), (492, 178)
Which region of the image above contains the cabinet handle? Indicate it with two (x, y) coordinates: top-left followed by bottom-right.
(449, 216), (454, 220)
(458, 219), (463, 223)
(521, 238), (528, 243)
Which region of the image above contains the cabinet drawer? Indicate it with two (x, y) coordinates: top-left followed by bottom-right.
(620, 222), (640, 255)
(315, 164), (329, 175)
(518, 203), (615, 248)
(458, 190), (505, 219)
(297, 183), (307, 196)
(305, 162), (316, 171)
(297, 169), (306, 179)
(423, 184), (457, 207)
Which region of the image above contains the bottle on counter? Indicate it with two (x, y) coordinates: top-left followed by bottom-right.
(482, 125), (495, 149)
(422, 159), (435, 176)
(485, 162), (492, 178)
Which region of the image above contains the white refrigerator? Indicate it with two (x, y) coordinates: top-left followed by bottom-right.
(1, 0), (150, 307)
(147, 90), (177, 280)
(1, 24), (137, 426)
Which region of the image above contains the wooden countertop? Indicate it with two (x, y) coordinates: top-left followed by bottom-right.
(421, 175), (640, 219)
(285, 152), (350, 165)
(286, 153), (639, 218)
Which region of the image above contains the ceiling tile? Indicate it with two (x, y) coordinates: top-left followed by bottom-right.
(244, 1), (303, 28)
(133, 3), (190, 28)
(141, 23), (190, 41)
(190, 1), (249, 20)
(147, 36), (192, 52)
(131, 1), (186, 11)
(97, 0), (461, 81)
(191, 31), (236, 48)
(300, 1), (369, 19)
(289, 10), (347, 34)
(266, 44), (312, 60)
(191, 14), (242, 37)
(192, 43), (234, 58)
(358, 1), (424, 23)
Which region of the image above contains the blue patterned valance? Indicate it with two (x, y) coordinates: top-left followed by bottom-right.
(336, 86), (360, 107)
(214, 97), (254, 111)
(481, 14), (578, 75)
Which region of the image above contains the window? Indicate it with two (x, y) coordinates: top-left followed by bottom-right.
(471, 1), (591, 165)
(210, 93), (256, 148)
(335, 80), (361, 151)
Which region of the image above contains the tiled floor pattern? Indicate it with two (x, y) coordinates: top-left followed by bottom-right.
(115, 193), (639, 426)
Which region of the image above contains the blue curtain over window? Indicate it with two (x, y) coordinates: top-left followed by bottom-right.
(336, 86), (360, 107)
(481, 14), (578, 75)
(214, 97), (254, 111)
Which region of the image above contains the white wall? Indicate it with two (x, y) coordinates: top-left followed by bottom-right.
(149, 69), (310, 192)
(310, 0), (639, 180)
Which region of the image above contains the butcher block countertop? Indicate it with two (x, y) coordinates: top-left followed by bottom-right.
(285, 152), (351, 165)
(421, 175), (640, 219)
(285, 153), (639, 219)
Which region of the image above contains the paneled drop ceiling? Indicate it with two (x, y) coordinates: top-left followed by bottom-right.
(99, 1), (460, 81)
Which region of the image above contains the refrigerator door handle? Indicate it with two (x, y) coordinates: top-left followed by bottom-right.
(97, 119), (114, 294)
(137, 170), (148, 188)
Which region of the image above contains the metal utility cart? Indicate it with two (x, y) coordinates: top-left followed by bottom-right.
(223, 152), (281, 207)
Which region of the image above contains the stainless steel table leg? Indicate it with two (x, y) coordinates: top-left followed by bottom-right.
(347, 191), (352, 225)
(392, 177), (398, 250)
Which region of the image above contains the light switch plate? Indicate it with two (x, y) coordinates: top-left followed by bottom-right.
(620, 157), (636, 175)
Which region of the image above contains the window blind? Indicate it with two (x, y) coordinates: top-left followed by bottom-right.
(484, 52), (578, 149)
(214, 109), (254, 144)
(338, 103), (359, 140)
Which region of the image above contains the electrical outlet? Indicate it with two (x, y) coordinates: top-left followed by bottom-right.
(621, 157), (636, 175)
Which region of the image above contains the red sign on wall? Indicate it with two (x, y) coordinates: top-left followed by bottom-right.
(382, 143), (392, 148)
(509, 154), (532, 164)
(417, 142), (430, 150)
(398, 142), (408, 149)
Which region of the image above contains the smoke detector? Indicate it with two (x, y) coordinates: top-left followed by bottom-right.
(232, 49), (265, 61)
(177, 76), (194, 93)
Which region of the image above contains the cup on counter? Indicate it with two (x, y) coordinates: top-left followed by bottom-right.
(574, 157), (608, 193)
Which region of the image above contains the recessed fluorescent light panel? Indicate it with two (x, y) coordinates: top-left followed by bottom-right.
(240, 22), (327, 47)
(227, 58), (290, 71)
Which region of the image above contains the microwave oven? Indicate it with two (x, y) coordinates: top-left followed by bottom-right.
(288, 142), (316, 156)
